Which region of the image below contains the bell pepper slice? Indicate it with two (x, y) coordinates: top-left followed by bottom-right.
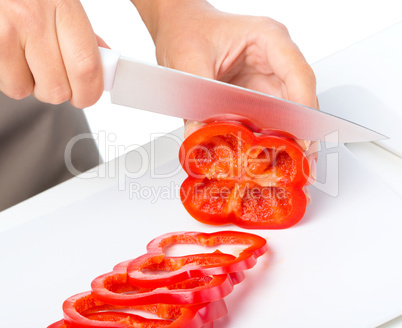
(127, 231), (267, 288)
(60, 291), (227, 328)
(48, 320), (67, 328)
(48, 319), (214, 328)
(179, 122), (309, 229)
(91, 257), (240, 306)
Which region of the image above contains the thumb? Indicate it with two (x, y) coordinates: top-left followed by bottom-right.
(95, 34), (110, 49)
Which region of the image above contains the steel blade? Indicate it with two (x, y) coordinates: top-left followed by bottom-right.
(110, 57), (387, 143)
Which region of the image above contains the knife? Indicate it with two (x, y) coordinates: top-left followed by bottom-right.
(99, 47), (387, 143)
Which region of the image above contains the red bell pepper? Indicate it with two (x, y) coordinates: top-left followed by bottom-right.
(179, 122), (309, 229)
(48, 231), (267, 328)
(127, 231), (267, 288)
(48, 319), (215, 328)
(48, 320), (67, 328)
(58, 291), (227, 328)
(91, 257), (240, 306)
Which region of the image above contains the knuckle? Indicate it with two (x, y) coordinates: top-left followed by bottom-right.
(4, 88), (32, 100)
(44, 84), (72, 105)
(71, 85), (103, 109)
(0, 1), (45, 37)
(0, 22), (17, 45)
(4, 85), (32, 100)
(274, 20), (289, 34)
(258, 17), (289, 35)
(74, 52), (102, 83)
(69, 52), (103, 108)
(302, 64), (317, 86)
(16, 2), (44, 35)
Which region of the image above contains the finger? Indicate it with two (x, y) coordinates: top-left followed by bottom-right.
(264, 24), (317, 110)
(305, 156), (317, 187)
(184, 120), (206, 139)
(55, 0), (103, 108)
(0, 20), (33, 99)
(304, 140), (319, 186)
(24, 12), (72, 105)
(303, 186), (312, 205)
(294, 95), (320, 176)
(270, 33), (319, 178)
(95, 34), (110, 49)
(283, 58), (317, 110)
(295, 139), (311, 151)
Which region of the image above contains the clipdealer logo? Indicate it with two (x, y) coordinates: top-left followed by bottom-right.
(64, 131), (183, 186)
(64, 129), (340, 199)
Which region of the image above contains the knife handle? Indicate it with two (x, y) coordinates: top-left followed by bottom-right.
(99, 47), (120, 91)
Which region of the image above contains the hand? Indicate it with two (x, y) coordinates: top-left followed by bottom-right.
(133, 0), (318, 190)
(155, 6), (317, 105)
(0, 0), (106, 108)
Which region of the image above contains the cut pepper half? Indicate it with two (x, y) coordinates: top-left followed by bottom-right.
(179, 122), (309, 229)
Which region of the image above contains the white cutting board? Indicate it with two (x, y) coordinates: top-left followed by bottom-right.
(314, 21), (402, 156)
(0, 129), (402, 328)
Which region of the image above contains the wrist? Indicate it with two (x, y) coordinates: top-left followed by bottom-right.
(130, 0), (214, 43)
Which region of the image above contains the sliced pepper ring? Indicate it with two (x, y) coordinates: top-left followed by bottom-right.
(61, 291), (228, 328)
(48, 319), (215, 328)
(127, 231), (267, 288)
(91, 258), (242, 306)
(47, 320), (67, 328)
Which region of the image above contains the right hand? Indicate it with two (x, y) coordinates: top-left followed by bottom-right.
(0, 0), (106, 108)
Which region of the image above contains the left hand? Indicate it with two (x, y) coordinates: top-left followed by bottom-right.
(132, 0), (318, 187)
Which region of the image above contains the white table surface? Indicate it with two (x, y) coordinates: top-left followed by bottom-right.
(1, 133), (402, 328)
(1, 0), (402, 327)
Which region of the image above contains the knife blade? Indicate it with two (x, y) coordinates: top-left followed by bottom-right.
(99, 47), (387, 143)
